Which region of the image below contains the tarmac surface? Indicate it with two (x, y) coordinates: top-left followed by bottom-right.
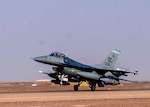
(0, 90), (150, 102)
(0, 82), (150, 107)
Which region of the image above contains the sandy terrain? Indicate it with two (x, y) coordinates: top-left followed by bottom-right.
(0, 98), (149, 107)
(0, 82), (150, 107)
(1, 90), (150, 102)
(0, 82), (150, 92)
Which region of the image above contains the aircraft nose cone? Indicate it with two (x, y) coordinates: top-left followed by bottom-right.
(32, 56), (47, 63)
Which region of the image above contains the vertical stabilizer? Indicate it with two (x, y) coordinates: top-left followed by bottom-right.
(93, 49), (121, 70)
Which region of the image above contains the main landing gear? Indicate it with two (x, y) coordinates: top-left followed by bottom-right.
(74, 85), (79, 91)
(89, 81), (96, 91)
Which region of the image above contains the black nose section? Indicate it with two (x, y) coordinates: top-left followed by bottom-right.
(32, 56), (47, 63)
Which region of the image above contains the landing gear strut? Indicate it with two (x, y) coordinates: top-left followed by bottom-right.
(74, 81), (82, 91)
(89, 81), (96, 91)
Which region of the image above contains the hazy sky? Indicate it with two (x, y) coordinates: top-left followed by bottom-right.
(0, 0), (150, 81)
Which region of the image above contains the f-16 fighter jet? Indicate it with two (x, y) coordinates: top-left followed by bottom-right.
(33, 49), (138, 91)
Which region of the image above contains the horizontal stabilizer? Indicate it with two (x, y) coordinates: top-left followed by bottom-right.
(119, 78), (137, 83)
(116, 68), (138, 75)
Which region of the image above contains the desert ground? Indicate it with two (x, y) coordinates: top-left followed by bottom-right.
(0, 82), (150, 107)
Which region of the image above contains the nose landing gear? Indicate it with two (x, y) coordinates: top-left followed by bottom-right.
(73, 81), (83, 91)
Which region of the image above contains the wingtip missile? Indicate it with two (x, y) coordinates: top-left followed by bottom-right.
(39, 71), (43, 73)
(39, 70), (49, 74)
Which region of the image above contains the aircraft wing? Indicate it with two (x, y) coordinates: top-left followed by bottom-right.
(97, 69), (138, 75)
(62, 57), (138, 76)
(62, 63), (138, 75)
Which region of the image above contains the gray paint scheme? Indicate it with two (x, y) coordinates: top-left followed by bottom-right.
(33, 49), (137, 91)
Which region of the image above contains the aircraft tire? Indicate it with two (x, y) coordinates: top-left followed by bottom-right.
(91, 85), (96, 91)
(74, 85), (78, 91)
(89, 81), (96, 91)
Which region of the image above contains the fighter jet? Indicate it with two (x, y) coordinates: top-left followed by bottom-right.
(32, 49), (138, 91)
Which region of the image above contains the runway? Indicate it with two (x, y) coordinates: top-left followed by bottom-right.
(0, 83), (150, 107)
(1, 90), (150, 102)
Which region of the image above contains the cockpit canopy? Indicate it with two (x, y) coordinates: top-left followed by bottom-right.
(49, 52), (66, 58)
